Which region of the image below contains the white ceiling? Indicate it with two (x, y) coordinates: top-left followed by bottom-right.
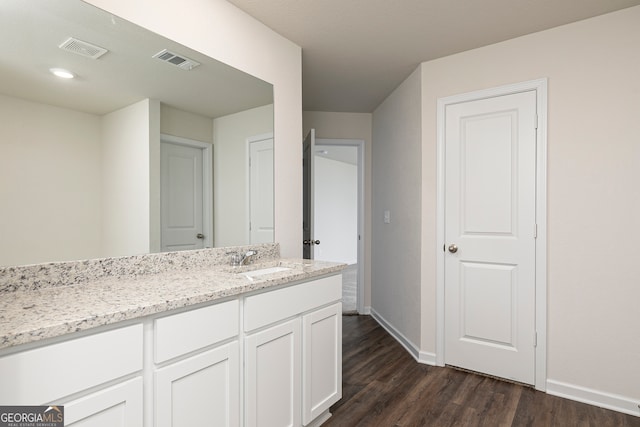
(228, 0), (640, 112)
(0, 0), (272, 118)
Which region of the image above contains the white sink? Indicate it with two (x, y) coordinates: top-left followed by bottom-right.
(242, 266), (291, 279)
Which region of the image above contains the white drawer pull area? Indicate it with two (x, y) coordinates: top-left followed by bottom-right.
(0, 324), (142, 405)
(244, 275), (341, 332)
(155, 300), (239, 363)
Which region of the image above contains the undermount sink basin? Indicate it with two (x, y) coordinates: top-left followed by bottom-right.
(241, 266), (291, 279)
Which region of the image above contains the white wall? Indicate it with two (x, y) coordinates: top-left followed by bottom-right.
(213, 104), (274, 246)
(303, 111), (373, 308)
(160, 104), (214, 144)
(86, 0), (302, 257)
(314, 155), (358, 265)
(371, 67), (423, 348)
(0, 94), (102, 266)
(101, 99), (157, 257)
(386, 5), (640, 409)
(422, 6), (640, 403)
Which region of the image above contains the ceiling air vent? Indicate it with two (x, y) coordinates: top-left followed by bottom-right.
(152, 49), (200, 71)
(59, 37), (108, 59)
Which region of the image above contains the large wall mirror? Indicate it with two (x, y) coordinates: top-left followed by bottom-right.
(0, 0), (275, 267)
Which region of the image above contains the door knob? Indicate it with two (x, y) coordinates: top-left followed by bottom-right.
(313, 240), (320, 245)
(196, 233), (204, 239)
(448, 244), (458, 253)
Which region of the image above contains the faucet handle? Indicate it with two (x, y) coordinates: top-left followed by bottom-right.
(226, 252), (242, 266)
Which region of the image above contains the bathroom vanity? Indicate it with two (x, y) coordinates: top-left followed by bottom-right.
(0, 244), (344, 427)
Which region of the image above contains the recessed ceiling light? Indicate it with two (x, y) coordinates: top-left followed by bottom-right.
(49, 68), (75, 79)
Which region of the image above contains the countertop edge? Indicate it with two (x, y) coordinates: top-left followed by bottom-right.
(0, 260), (346, 351)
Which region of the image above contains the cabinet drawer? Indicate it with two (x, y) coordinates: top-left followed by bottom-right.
(0, 324), (142, 405)
(155, 300), (239, 363)
(244, 274), (341, 332)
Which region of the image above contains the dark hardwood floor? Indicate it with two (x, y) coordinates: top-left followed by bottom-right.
(325, 315), (640, 427)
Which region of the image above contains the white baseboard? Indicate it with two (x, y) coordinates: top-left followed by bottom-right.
(546, 379), (640, 417)
(369, 308), (436, 366)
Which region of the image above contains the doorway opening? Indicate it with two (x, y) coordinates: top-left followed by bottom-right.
(303, 129), (365, 313)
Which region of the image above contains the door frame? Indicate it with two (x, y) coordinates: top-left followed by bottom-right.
(313, 138), (366, 315)
(435, 79), (548, 390)
(160, 134), (213, 250)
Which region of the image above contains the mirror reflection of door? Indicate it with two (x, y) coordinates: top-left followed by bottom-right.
(160, 135), (212, 252)
(249, 134), (274, 244)
(303, 129), (363, 313)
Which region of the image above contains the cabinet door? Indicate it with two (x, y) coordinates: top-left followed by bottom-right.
(245, 318), (301, 427)
(63, 377), (143, 427)
(155, 341), (240, 427)
(302, 303), (342, 425)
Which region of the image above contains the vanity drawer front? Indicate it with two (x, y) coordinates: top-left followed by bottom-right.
(154, 299), (239, 364)
(244, 274), (341, 332)
(0, 324), (142, 405)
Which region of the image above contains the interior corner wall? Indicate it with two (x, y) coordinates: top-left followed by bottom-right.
(101, 99), (154, 257)
(302, 111), (373, 308)
(213, 104), (274, 247)
(0, 94), (102, 266)
(86, 0), (302, 258)
(371, 67), (422, 348)
(419, 6), (640, 401)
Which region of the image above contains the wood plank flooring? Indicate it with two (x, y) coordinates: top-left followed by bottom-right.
(324, 315), (640, 427)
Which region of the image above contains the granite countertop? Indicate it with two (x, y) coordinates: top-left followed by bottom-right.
(0, 257), (344, 351)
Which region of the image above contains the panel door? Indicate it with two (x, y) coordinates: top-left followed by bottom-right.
(249, 137), (274, 244)
(302, 303), (342, 425)
(161, 141), (204, 252)
(155, 342), (240, 427)
(444, 90), (537, 384)
(245, 318), (301, 427)
(63, 377), (143, 427)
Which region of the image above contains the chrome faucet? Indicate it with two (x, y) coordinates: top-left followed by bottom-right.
(227, 249), (258, 266)
(241, 249), (258, 265)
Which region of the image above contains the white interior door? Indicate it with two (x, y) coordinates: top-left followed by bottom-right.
(249, 136), (274, 244)
(444, 90), (537, 384)
(161, 141), (204, 252)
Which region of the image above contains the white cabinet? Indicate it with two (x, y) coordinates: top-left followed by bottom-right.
(244, 274), (342, 427)
(0, 272), (342, 427)
(63, 377), (143, 427)
(302, 302), (342, 425)
(245, 318), (301, 427)
(0, 324), (143, 426)
(153, 300), (241, 427)
(155, 342), (240, 427)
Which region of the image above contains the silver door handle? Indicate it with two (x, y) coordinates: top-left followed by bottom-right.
(448, 244), (458, 253)
(196, 233), (204, 239)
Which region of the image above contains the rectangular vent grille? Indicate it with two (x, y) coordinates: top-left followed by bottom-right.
(152, 49), (200, 71)
(59, 37), (108, 59)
